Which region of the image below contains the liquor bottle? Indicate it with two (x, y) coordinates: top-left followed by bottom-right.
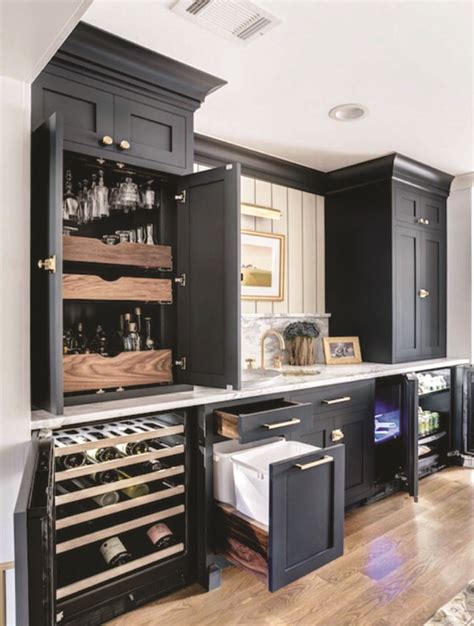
(127, 322), (141, 351)
(90, 173), (101, 220)
(90, 325), (108, 355)
(96, 169), (109, 219)
(146, 223), (155, 245)
(143, 180), (155, 210)
(122, 313), (133, 351)
(73, 322), (88, 354)
(146, 522), (176, 551)
(57, 477), (120, 508)
(135, 307), (142, 340)
(100, 536), (132, 568)
(144, 317), (154, 350)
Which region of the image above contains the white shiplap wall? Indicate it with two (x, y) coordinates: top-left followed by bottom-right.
(194, 165), (326, 315)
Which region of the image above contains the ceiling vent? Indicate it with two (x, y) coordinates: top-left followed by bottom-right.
(171, 0), (281, 45)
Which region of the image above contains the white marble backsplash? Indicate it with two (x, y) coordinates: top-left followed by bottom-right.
(242, 313), (330, 369)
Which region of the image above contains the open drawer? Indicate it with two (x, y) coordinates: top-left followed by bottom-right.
(215, 398), (312, 443)
(215, 443), (344, 591)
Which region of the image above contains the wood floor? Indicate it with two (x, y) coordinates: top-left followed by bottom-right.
(107, 467), (474, 626)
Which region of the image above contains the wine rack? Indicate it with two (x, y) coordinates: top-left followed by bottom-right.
(52, 413), (188, 601)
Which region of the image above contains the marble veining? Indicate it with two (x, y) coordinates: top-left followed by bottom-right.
(242, 313), (330, 368)
(31, 358), (468, 430)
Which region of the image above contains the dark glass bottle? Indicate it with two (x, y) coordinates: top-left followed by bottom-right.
(146, 522), (176, 551)
(100, 537), (132, 568)
(55, 451), (87, 471)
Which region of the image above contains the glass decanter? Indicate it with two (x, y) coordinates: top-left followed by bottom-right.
(63, 170), (79, 221)
(119, 177), (139, 213)
(90, 173), (101, 220)
(109, 183), (121, 212)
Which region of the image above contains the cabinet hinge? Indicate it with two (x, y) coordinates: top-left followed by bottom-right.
(175, 357), (187, 370)
(174, 273), (186, 287)
(37, 255), (56, 273)
(174, 190), (186, 203)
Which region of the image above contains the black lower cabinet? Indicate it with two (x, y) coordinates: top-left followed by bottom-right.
(215, 444), (344, 592)
(14, 412), (196, 625)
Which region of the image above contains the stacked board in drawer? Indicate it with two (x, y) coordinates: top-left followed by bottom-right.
(53, 413), (187, 600)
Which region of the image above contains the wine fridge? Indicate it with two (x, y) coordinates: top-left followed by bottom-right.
(14, 411), (195, 625)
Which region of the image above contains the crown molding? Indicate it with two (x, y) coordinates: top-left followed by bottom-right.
(194, 134), (326, 195)
(51, 22), (226, 110)
(450, 172), (474, 192)
(326, 153), (454, 197)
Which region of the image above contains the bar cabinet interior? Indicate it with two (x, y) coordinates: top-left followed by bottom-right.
(30, 23), (241, 415)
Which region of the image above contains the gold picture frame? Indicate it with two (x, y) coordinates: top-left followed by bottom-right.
(241, 230), (285, 301)
(323, 336), (362, 365)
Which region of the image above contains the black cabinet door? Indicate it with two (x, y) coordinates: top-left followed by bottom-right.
(32, 73), (114, 152)
(114, 96), (191, 173)
(394, 184), (422, 227)
(420, 230), (446, 358)
(420, 194), (446, 231)
(14, 437), (56, 626)
(333, 409), (374, 506)
(295, 416), (335, 448)
(394, 226), (422, 362)
(31, 114), (64, 414)
(269, 444), (344, 591)
(402, 373), (419, 501)
(177, 165), (241, 390)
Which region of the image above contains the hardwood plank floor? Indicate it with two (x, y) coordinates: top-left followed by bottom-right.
(106, 467), (474, 626)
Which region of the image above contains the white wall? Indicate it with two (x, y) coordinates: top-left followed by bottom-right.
(0, 76), (31, 624)
(447, 174), (474, 360)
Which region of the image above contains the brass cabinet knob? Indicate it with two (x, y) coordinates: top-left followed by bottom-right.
(100, 135), (113, 146)
(331, 428), (344, 442)
(416, 217), (430, 225)
(418, 288), (430, 299)
(37, 255), (56, 273)
(118, 139), (131, 150)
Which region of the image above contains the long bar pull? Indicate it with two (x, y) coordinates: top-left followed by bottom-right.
(295, 455), (333, 470)
(262, 417), (301, 430)
(322, 396), (351, 405)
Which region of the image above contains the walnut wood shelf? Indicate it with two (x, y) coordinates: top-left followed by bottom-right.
(63, 349), (173, 393)
(63, 235), (173, 270)
(63, 274), (172, 302)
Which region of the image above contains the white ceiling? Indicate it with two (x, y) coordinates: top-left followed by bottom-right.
(82, 1), (473, 175)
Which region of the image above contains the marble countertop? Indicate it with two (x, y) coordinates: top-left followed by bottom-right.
(31, 357), (469, 430)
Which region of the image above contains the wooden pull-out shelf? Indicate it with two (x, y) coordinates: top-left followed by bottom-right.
(63, 349), (173, 393)
(215, 502), (269, 584)
(63, 274), (172, 303)
(63, 235), (173, 270)
(56, 542), (184, 600)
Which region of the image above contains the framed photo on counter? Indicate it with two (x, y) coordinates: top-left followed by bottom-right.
(241, 230), (285, 301)
(323, 336), (362, 364)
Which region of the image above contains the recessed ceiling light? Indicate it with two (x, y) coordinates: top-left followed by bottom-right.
(329, 103), (369, 122)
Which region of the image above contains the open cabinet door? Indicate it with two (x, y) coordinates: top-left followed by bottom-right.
(14, 437), (56, 626)
(176, 164), (241, 389)
(402, 373), (419, 501)
(31, 114), (64, 413)
(460, 366), (474, 455)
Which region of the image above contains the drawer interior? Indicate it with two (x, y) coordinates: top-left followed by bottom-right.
(53, 413), (188, 601)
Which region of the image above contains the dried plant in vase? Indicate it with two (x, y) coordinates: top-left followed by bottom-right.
(283, 321), (321, 366)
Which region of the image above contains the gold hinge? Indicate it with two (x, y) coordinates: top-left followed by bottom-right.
(37, 255), (56, 273)
(175, 357), (187, 370)
(174, 273), (186, 287)
(174, 190), (186, 203)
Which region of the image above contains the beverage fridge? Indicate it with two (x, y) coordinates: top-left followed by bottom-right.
(374, 365), (474, 502)
(14, 411), (195, 625)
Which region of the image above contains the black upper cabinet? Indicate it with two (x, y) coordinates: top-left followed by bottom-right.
(31, 22), (225, 175)
(326, 154), (453, 364)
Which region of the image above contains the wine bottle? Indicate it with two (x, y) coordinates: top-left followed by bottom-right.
(123, 457), (168, 476)
(57, 477), (120, 508)
(115, 440), (149, 456)
(55, 451), (87, 471)
(144, 317), (154, 350)
(100, 536), (132, 568)
(92, 468), (120, 484)
(146, 522), (176, 551)
(117, 469), (149, 499)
